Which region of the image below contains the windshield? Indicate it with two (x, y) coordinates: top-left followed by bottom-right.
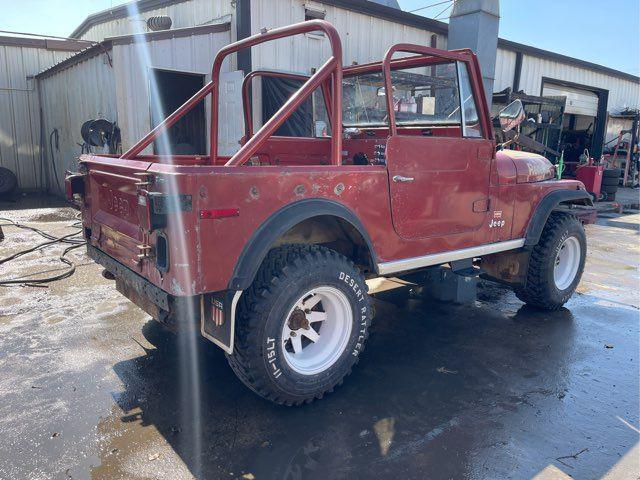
(342, 62), (461, 128)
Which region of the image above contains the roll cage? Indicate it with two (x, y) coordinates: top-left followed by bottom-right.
(120, 19), (491, 165)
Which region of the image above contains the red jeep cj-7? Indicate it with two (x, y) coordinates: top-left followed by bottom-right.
(67, 21), (594, 405)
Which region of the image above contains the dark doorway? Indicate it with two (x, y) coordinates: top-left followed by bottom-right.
(541, 77), (609, 160)
(150, 69), (206, 155)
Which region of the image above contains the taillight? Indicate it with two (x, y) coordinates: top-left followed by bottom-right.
(64, 172), (85, 202)
(199, 208), (240, 219)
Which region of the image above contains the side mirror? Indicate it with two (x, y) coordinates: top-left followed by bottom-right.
(498, 99), (525, 132)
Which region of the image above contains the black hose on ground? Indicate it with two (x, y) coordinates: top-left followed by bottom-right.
(0, 243), (85, 286)
(0, 217), (84, 245)
(0, 230), (82, 265)
(0, 217), (86, 287)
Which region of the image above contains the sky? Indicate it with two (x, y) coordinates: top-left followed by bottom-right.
(1, 0), (639, 75)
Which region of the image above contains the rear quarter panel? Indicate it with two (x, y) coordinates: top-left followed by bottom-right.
(147, 164), (393, 294)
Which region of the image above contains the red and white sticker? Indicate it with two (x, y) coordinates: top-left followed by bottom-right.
(489, 211), (505, 229)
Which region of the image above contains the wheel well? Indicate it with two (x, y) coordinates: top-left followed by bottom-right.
(272, 215), (376, 275)
(228, 199), (378, 291)
(524, 190), (592, 246)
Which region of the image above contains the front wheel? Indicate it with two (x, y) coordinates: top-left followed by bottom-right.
(227, 245), (372, 405)
(515, 212), (586, 310)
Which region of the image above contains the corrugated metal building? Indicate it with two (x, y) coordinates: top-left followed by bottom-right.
(66, 0), (639, 109)
(0, 34), (87, 190)
(23, 0), (640, 193)
(36, 23), (234, 194)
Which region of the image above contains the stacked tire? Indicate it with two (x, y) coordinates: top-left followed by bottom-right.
(601, 168), (621, 201)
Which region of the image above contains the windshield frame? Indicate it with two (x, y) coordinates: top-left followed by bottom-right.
(342, 59), (462, 129)
(339, 48), (491, 140)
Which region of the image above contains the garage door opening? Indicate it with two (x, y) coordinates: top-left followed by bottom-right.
(542, 79), (608, 161)
(150, 69), (206, 155)
(559, 113), (597, 163)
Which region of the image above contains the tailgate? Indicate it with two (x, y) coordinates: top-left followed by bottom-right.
(84, 157), (153, 269)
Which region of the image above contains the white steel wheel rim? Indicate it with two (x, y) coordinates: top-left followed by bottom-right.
(554, 236), (581, 290)
(281, 286), (353, 376)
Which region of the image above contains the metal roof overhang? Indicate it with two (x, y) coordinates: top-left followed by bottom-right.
(35, 22), (231, 80)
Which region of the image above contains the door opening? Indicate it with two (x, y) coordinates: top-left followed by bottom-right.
(541, 78), (608, 160)
(150, 69), (206, 155)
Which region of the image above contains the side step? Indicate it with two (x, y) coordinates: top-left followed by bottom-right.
(450, 259), (485, 278)
(410, 264), (478, 304)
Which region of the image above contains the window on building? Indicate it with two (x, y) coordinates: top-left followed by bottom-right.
(304, 8), (326, 37)
(304, 7), (326, 21)
(457, 62), (483, 138)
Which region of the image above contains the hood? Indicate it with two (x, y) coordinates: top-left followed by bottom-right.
(496, 150), (555, 183)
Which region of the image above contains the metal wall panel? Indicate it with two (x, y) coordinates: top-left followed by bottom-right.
(74, 0), (639, 118)
(79, 0), (234, 41)
(112, 28), (232, 152)
(494, 48), (516, 92)
(248, 0), (444, 128)
(251, 0), (444, 73)
(605, 115), (634, 147)
(519, 54), (640, 112)
(39, 52), (116, 194)
(0, 44), (74, 190)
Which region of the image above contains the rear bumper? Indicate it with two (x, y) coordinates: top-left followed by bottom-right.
(88, 245), (239, 353)
(88, 244), (170, 314)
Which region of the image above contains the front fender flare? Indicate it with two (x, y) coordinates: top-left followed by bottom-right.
(524, 189), (593, 246)
(228, 198), (377, 291)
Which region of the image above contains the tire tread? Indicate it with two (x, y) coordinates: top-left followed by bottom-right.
(515, 212), (585, 310)
(227, 244), (371, 406)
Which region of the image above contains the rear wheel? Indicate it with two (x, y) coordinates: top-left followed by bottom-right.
(227, 244), (372, 405)
(515, 212), (586, 310)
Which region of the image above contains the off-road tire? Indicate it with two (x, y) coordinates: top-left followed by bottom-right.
(515, 212), (586, 310)
(227, 244), (372, 406)
(601, 176), (620, 187)
(603, 168), (621, 178)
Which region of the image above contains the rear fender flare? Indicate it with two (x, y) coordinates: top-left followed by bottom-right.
(524, 189), (592, 246)
(228, 198), (377, 291)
